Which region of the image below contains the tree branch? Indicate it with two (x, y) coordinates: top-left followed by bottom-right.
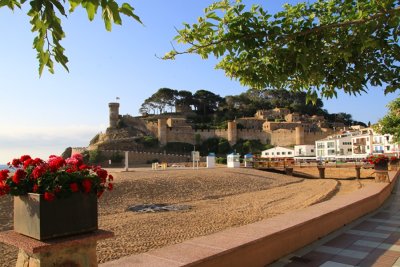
(170, 7), (400, 57)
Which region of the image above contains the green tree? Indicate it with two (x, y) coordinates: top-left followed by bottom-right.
(376, 96), (400, 143)
(218, 138), (231, 154)
(2, 0), (141, 75)
(140, 88), (178, 114)
(193, 89), (224, 116)
(166, 0), (400, 99)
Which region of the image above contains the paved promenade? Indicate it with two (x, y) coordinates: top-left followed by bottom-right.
(271, 179), (400, 267)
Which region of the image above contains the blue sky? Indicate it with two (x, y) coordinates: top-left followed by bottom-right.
(0, 0), (398, 163)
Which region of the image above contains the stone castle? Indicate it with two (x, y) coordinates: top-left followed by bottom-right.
(87, 102), (336, 151)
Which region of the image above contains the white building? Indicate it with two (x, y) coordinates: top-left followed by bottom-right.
(261, 146), (294, 159)
(352, 128), (400, 158)
(294, 145), (315, 161)
(314, 127), (399, 161)
(315, 132), (354, 161)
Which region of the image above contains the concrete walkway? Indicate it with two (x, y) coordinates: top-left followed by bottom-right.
(271, 179), (400, 267)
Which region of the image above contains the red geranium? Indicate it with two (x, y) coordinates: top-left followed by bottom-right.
(12, 169), (26, 184)
(0, 170), (9, 181)
(82, 179), (92, 193)
(366, 154), (389, 165)
(1, 153), (113, 201)
(44, 192), (55, 201)
(70, 183), (79, 193)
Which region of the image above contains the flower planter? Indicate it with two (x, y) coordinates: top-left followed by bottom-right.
(14, 193), (98, 241)
(374, 162), (388, 171)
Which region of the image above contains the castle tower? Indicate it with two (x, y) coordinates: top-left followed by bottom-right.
(158, 118), (168, 146)
(295, 126), (305, 145)
(108, 102), (120, 128)
(227, 121), (237, 145)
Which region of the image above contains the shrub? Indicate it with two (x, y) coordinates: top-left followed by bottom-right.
(216, 157), (227, 164)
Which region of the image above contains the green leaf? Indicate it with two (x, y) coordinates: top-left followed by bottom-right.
(82, 0), (98, 21)
(119, 3), (142, 24)
(49, 0), (66, 16)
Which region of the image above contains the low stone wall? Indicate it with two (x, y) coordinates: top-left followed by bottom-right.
(101, 150), (191, 165)
(101, 170), (399, 267)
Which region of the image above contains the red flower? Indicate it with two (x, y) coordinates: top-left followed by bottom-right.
(96, 169), (108, 180)
(32, 184), (39, 193)
(23, 158), (34, 169)
(0, 170), (9, 181)
(12, 169), (26, 184)
(20, 155), (31, 162)
(11, 158), (21, 168)
(0, 181), (10, 196)
(48, 156), (65, 172)
(108, 174), (113, 181)
(97, 190), (104, 198)
(70, 183), (79, 192)
(107, 183), (113, 191)
(82, 179), (92, 193)
(32, 165), (47, 179)
(44, 192), (55, 202)
(79, 164), (89, 170)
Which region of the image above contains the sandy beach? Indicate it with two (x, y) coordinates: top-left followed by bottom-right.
(0, 167), (374, 266)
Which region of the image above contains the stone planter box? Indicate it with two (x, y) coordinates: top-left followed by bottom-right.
(14, 193), (98, 241)
(374, 162), (388, 171)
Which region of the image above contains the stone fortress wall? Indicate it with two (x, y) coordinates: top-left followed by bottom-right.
(87, 102), (334, 154)
(71, 147), (190, 165)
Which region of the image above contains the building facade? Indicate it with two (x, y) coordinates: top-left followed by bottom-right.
(261, 146), (295, 159)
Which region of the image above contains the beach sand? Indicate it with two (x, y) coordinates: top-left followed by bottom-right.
(0, 167), (375, 266)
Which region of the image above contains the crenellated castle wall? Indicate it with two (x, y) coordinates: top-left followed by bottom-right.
(71, 148), (190, 165)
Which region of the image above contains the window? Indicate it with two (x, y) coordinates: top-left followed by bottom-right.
(347, 148), (352, 152)
(282, 152), (286, 155)
(271, 152), (274, 155)
(311, 149), (314, 153)
(317, 143), (325, 149)
(298, 149), (302, 155)
(328, 149), (335, 155)
(265, 152), (269, 155)
(277, 152), (280, 155)
(288, 152), (292, 155)
(327, 142), (335, 148)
